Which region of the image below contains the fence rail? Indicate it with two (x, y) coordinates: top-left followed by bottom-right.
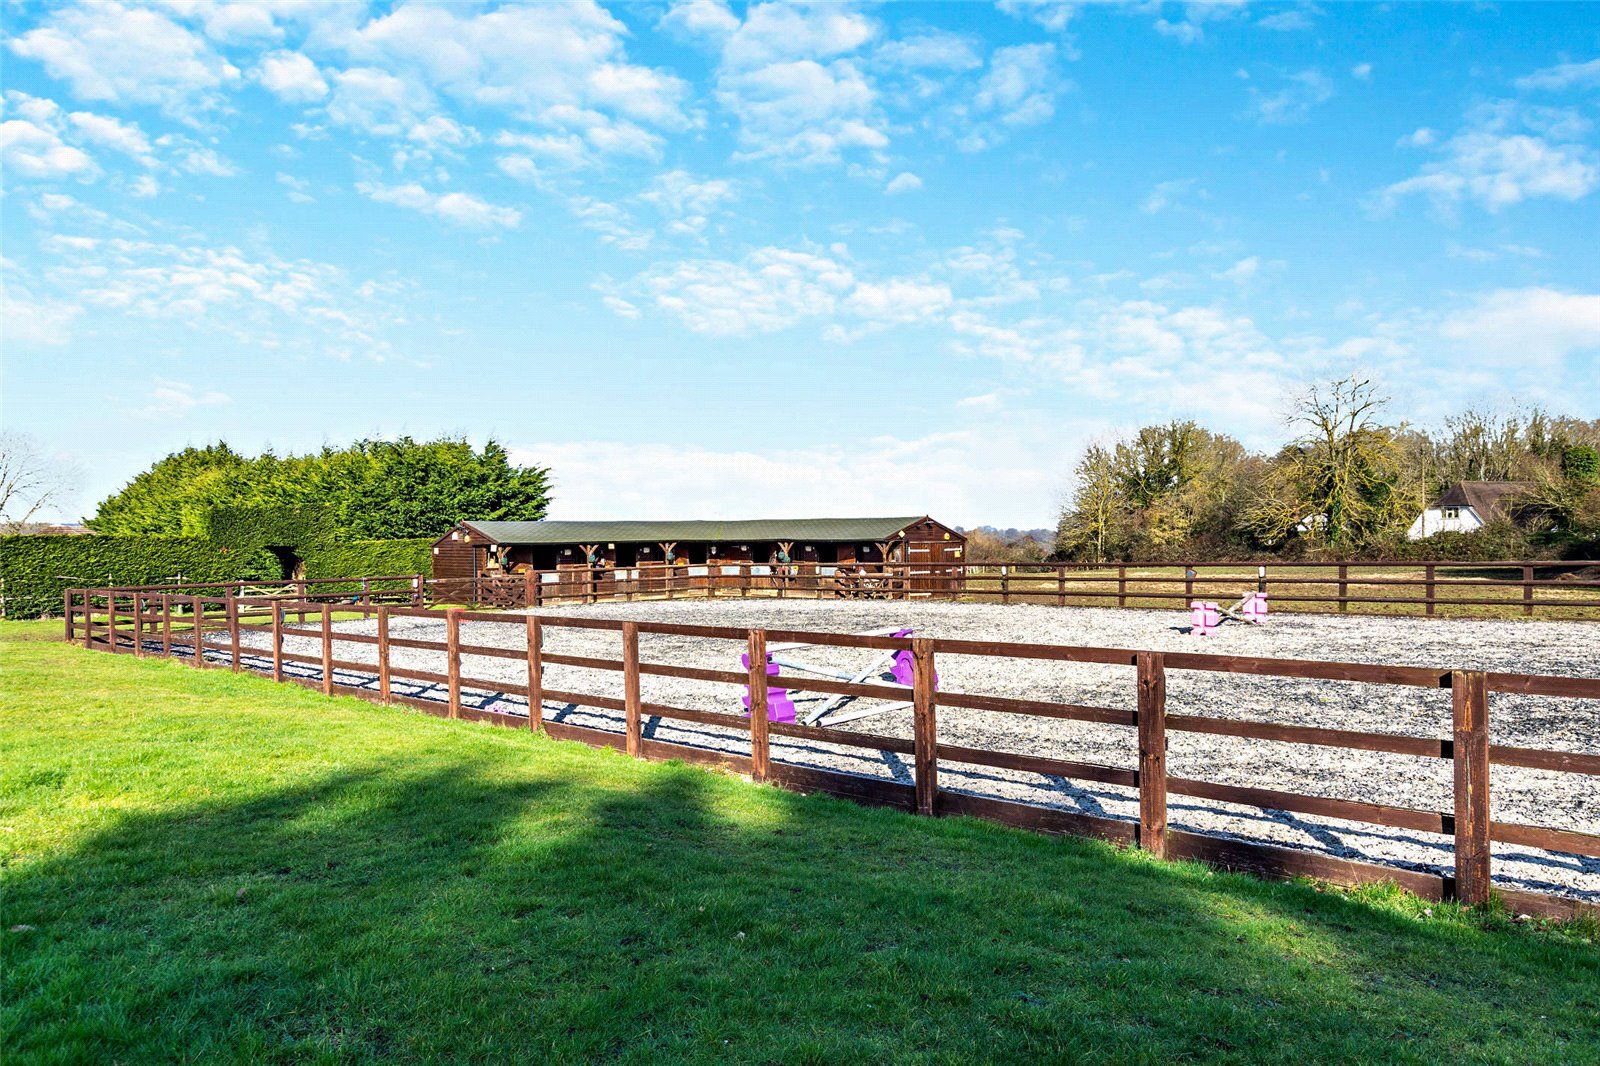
(431, 558), (1600, 620)
(64, 582), (1600, 921)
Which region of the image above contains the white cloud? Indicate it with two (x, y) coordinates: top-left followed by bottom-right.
(1351, 62), (1373, 81)
(1516, 57), (1600, 92)
(407, 115), (479, 150)
(637, 170), (737, 235)
(956, 392), (1003, 411)
(874, 31), (982, 71)
(1244, 68), (1334, 125)
(325, 67), (426, 137)
(0, 117), (96, 179)
(1142, 178), (1199, 214)
(1377, 105), (1598, 213)
(357, 181), (522, 229)
(255, 51), (328, 103)
(7, 2), (240, 117)
(996, 0), (1078, 34)
(1214, 256), (1260, 283)
(277, 172), (313, 203)
(67, 111), (155, 166)
(841, 278), (954, 323)
(602, 295), (641, 319)
(134, 378), (233, 418)
(1258, 9), (1316, 32)
(885, 171), (922, 195)
(1439, 288), (1600, 367)
(634, 246), (857, 335)
(973, 43), (1061, 125)
(1154, 2), (1247, 45)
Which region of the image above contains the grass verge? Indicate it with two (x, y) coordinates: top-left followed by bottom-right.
(3, 620), (1597, 1063)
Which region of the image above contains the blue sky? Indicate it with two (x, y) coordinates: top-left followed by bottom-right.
(3, 1), (1598, 527)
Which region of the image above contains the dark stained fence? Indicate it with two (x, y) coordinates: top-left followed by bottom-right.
(66, 583), (1600, 922)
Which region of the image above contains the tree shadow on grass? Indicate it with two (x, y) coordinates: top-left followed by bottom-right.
(5, 746), (1599, 1063)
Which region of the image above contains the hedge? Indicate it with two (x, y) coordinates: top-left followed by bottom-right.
(0, 536), (279, 619)
(190, 504), (332, 549)
(300, 539), (433, 592)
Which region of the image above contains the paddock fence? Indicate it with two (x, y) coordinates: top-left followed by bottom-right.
(435, 558), (1600, 620)
(64, 583), (1600, 922)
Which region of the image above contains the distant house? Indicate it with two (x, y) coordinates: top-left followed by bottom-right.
(3, 522), (92, 536)
(1406, 481), (1535, 540)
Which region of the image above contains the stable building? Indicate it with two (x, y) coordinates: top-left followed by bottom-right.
(432, 516), (965, 579)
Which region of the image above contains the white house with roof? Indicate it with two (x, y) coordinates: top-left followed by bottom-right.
(1406, 481), (1535, 540)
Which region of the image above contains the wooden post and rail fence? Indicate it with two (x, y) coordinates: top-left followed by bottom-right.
(62, 580), (1600, 922)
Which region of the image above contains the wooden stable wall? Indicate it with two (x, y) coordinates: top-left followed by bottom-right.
(63, 581), (1600, 922)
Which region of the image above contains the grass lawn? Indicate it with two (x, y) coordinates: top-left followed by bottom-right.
(3, 620), (1598, 1063)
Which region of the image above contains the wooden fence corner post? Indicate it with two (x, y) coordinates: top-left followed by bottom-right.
(1522, 565), (1534, 617)
(191, 595), (205, 666)
(227, 590), (241, 672)
(376, 605), (391, 702)
(623, 621), (642, 757)
(1452, 669), (1491, 906)
(446, 608), (462, 718)
(746, 629), (770, 783)
(64, 590), (75, 643)
(1117, 564), (1128, 608)
(132, 592), (145, 658)
(526, 616), (543, 732)
(912, 637), (938, 816)
(321, 603), (334, 696)
(107, 593), (120, 654)
(1136, 651), (1169, 859)
(83, 591), (95, 650)
(271, 600), (284, 683)
(161, 594), (172, 657)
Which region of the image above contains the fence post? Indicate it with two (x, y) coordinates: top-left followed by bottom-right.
(376, 605), (390, 702)
(162, 594), (172, 657)
(1000, 565), (1010, 605)
(623, 621), (642, 757)
(1136, 651), (1168, 859)
(296, 580), (307, 624)
(64, 590), (75, 643)
(191, 595), (205, 666)
(1057, 565), (1066, 607)
(1338, 564), (1349, 613)
(1184, 567), (1195, 602)
(83, 591), (94, 649)
(912, 638), (938, 816)
(1117, 564), (1127, 608)
(412, 574), (424, 607)
(271, 603), (284, 683)
(526, 616), (543, 731)
(228, 590), (241, 672)
(446, 608), (462, 718)
(1425, 564), (1436, 617)
(321, 603), (334, 696)
(107, 593), (120, 654)
(132, 592), (145, 658)
(747, 630), (770, 783)
(1522, 565), (1534, 617)
(1452, 670), (1491, 906)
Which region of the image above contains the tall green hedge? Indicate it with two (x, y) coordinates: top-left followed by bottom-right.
(301, 539), (433, 591)
(0, 536), (279, 619)
(191, 504), (332, 549)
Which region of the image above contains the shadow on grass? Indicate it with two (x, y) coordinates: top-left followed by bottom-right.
(5, 746), (1599, 1063)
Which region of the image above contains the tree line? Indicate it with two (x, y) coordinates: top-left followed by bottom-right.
(1054, 378), (1600, 563)
(88, 438), (552, 540)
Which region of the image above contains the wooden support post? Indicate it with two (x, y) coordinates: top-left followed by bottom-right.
(1452, 670), (1491, 906)
(1425, 564), (1436, 617)
(446, 608), (462, 718)
(746, 630), (770, 783)
(1136, 651), (1168, 859)
(1057, 566), (1066, 607)
(107, 594), (119, 654)
(84, 591), (95, 649)
(1338, 563), (1349, 614)
(1522, 565), (1534, 617)
(228, 590), (241, 672)
(623, 622), (642, 757)
(191, 595), (205, 666)
(64, 590), (75, 643)
(912, 638), (938, 816)
(320, 604), (334, 696)
(361, 578), (371, 605)
(1000, 565), (1010, 605)
(524, 570), (536, 610)
(162, 594), (172, 657)
(412, 574), (424, 607)
(526, 617), (543, 731)
(1117, 564), (1127, 608)
(132, 593), (144, 658)
(376, 606), (391, 702)
(1184, 567), (1195, 602)
(296, 580), (307, 624)
(271, 603), (284, 683)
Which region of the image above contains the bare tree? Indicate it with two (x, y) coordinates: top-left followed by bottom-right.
(1251, 376), (1417, 551)
(0, 434), (80, 534)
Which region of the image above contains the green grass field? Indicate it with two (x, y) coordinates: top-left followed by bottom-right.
(3, 621), (1598, 1063)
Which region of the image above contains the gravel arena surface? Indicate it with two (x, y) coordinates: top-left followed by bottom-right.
(228, 600), (1600, 903)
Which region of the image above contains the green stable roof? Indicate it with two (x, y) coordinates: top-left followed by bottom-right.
(460, 517), (931, 546)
